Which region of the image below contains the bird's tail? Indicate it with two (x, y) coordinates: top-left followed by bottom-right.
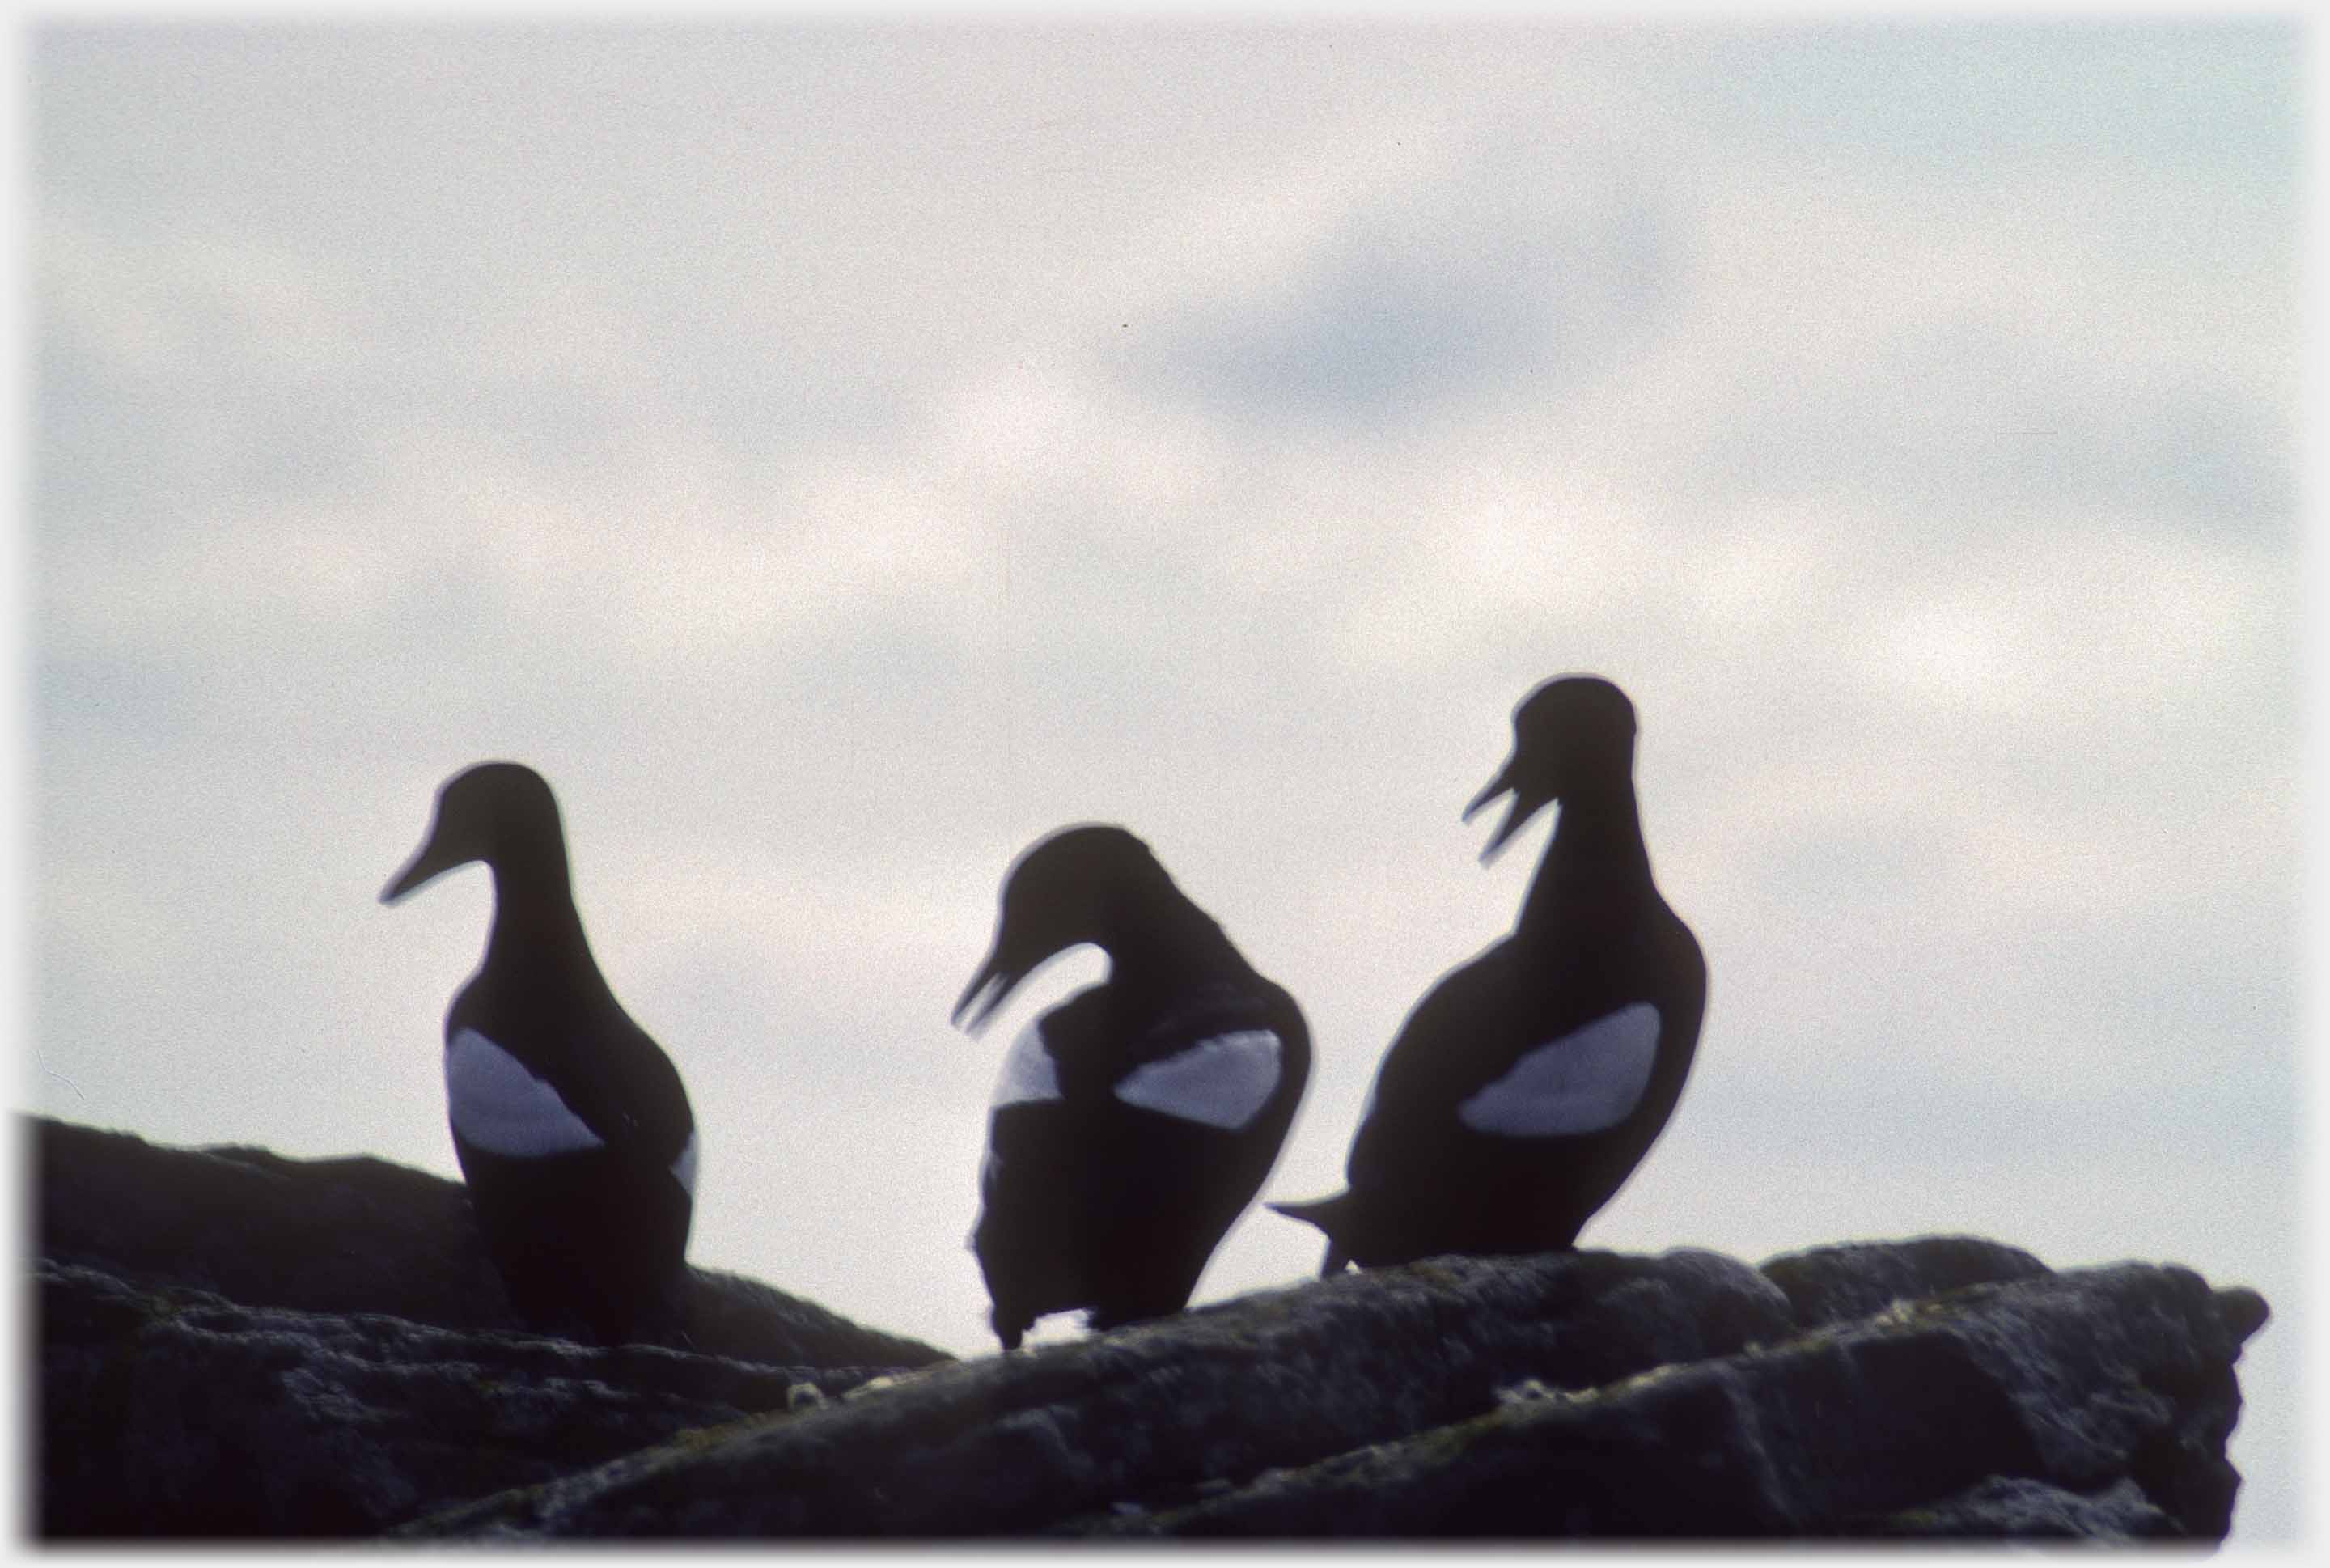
(1266, 1194), (1354, 1277)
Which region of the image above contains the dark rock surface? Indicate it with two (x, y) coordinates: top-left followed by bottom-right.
(35, 1117), (947, 1368)
(407, 1245), (1804, 1539)
(1865, 1475), (2178, 1540)
(36, 1259), (896, 1537)
(28, 1115), (2266, 1541)
(1760, 1234), (2053, 1325)
(32, 1116), (948, 1539)
(1071, 1260), (2258, 1539)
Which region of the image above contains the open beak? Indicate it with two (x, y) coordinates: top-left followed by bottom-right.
(952, 947), (1019, 1034)
(1462, 755), (1551, 865)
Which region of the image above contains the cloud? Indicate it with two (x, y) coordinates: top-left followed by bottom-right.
(1685, 21), (2300, 188)
(1127, 126), (1683, 428)
(1530, 151), (2296, 536)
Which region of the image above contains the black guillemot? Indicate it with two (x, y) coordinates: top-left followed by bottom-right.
(383, 761), (697, 1344)
(955, 824), (1311, 1350)
(1273, 676), (1705, 1271)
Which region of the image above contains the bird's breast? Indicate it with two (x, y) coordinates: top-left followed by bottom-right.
(445, 1027), (607, 1157)
(989, 1019), (1067, 1110)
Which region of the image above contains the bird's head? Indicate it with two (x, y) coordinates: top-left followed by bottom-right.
(951, 823), (1163, 1032)
(381, 761), (565, 903)
(1464, 675), (1637, 862)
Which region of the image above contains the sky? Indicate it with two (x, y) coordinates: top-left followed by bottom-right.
(23, 16), (2306, 1547)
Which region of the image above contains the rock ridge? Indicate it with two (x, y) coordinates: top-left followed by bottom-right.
(28, 1116), (2264, 1541)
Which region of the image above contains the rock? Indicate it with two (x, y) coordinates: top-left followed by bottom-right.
(33, 1117), (947, 1369)
(36, 1259), (900, 1538)
(398, 1250), (2262, 1543)
(27, 1115), (2268, 1541)
(1069, 1260), (2261, 1538)
(398, 1246), (1802, 1539)
(1759, 1235), (2051, 1325)
(1864, 1475), (2177, 1539)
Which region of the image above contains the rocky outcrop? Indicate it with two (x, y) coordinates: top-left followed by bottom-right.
(33, 1117), (948, 1539)
(28, 1117), (2266, 1541)
(1070, 1254), (2263, 1539)
(36, 1117), (943, 1368)
(400, 1243), (2261, 1541)
(36, 1260), (897, 1537)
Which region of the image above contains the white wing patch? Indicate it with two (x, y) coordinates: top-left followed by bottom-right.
(989, 1019), (1064, 1108)
(1456, 1002), (1662, 1138)
(445, 1027), (607, 1157)
(1115, 1030), (1282, 1131)
(671, 1129), (701, 1197)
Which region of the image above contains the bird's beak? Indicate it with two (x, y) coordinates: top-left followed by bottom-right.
(1463, 754), (1550, 865)
(952, 947), (1018, 1034)
(380, 823), (459, 905)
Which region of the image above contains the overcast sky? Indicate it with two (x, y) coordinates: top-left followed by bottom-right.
(26, 18), (2302, 1545)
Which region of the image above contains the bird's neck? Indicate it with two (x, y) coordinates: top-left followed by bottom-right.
(1106, 893), (1247, 998)
(1517, 774), (1654, 936)
(481, 859), (602, 981)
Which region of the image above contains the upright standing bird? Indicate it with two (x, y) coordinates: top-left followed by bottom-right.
(1273, 676), (1704, 1272)
(955, 824), (1311, 1350)
(383, 761), (697, 1344)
